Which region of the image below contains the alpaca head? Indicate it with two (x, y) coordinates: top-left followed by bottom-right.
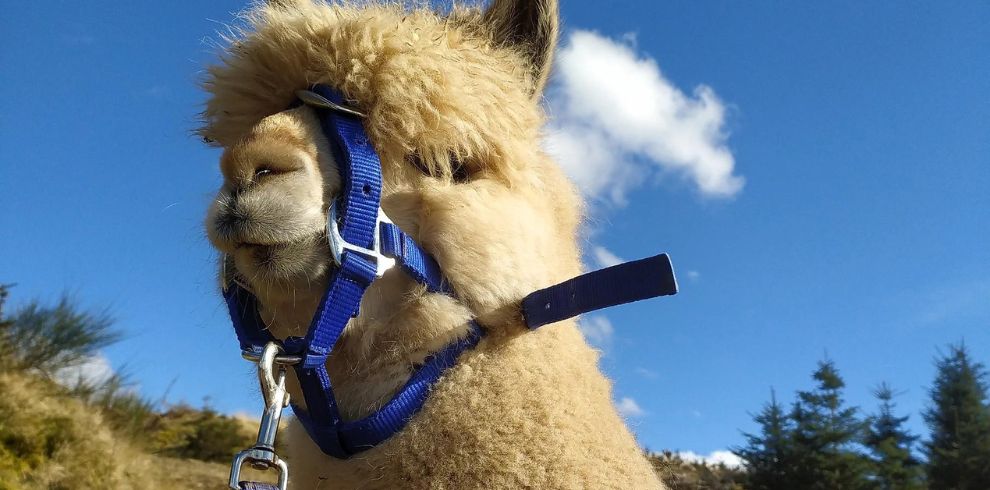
(204, 0), (579, 328)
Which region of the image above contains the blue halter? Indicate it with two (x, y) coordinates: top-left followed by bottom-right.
(224, 85), (679, 463)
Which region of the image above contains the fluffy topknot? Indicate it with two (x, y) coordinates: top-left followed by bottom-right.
(200, 1), (545, 182)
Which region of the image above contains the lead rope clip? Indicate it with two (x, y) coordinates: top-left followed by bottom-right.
(229, 342), (293, 490)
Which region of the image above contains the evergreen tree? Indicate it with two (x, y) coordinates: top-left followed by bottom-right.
(865, 382), (923, 489)
(789, 360), (872, 490)
(924, 343), (990, 489)
(733, 389), (796, 490)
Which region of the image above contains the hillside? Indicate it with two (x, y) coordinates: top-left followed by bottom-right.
(0, 371), (235, 490)
(0, 286), (736, 489)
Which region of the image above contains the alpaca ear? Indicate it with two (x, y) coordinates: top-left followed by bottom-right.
(482, 0), (559, 97)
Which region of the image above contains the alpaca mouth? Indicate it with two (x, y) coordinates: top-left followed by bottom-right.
(226, 230), (332, 285)
(235, 241), (279, 250)
(232, 231), (325, 257)
(233, 229), (327, 250)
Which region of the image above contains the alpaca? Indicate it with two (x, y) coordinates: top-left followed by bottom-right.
(202, 0), (665, 488)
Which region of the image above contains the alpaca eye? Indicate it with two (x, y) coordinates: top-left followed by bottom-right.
(406, 153), (472, 183)
(451, 158), (470, 183)
(407, 154), (431, 175)
(254, 166), (274, 179)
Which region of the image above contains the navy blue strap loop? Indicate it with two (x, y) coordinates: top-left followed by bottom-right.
(379, 222), (450, 294)
(225, 284), (276, 351)
(522, 254), (678, 330)
(291, 322), (483, 457)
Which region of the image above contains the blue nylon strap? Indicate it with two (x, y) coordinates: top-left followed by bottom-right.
(379, 222), (450, 294)
(311, 85), (382, 251)
(522, 254), (679, 330)
(284, 86), (386, 458)
(292, 322), (484, 455)
(291, 365), (347, 456)
(224, 284), (275, 352)
(299, 251), (378, 361)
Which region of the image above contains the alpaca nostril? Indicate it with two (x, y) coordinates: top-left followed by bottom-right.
(216, 210), (248, 236)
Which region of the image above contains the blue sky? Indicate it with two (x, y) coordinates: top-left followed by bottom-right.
(2, 1), (988, 460)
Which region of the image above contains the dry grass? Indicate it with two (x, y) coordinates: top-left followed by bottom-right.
(0, 373), (190, 489)
(0, 285), (273, 489)
(0, 371), (279, 490)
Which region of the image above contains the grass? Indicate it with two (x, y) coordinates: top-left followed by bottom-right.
(0, 286), (270, 489)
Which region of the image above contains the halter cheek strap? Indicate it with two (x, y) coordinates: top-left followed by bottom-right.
(225, 84), (678, 485)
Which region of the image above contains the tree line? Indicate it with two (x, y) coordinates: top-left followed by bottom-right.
(734, 346), (990, 490)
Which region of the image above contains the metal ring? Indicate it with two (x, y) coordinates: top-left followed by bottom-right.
(229, 449), (289, 490)
(241, 349), (302, 365)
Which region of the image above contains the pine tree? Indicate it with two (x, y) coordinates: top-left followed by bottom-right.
(789, 360), (872, 490)
(924, 343), (990, 489)
(733, 389), (796, 490)
(865, 382), (923, 489)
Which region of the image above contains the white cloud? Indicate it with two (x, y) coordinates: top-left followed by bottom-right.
(591, 245), (624, 268)
(617, 397), (647, 417)
(635, 367), (660, 379)
(578, 314), (614, 346)
(546, 30), (743, 203)
(686, 270), (701, 282)
(678, 450), (744, 469)
(54, 353), (114, 387)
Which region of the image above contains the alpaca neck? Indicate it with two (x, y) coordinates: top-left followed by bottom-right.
(254, 270), (474, 421)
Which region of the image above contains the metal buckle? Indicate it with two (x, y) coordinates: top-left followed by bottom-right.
(296, 89), (367, 119)
(229, 342), (292, 490)
(326, 200), (396, 278)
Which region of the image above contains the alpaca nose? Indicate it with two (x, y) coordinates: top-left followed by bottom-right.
(216, 209), (248, 237)
(214, 193), (250, 236)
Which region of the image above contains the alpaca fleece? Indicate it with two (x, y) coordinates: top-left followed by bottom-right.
(200, 1), (663, 488)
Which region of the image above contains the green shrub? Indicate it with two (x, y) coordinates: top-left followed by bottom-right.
(149, 405), (255, 464)
(0, 292), (118, 376)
